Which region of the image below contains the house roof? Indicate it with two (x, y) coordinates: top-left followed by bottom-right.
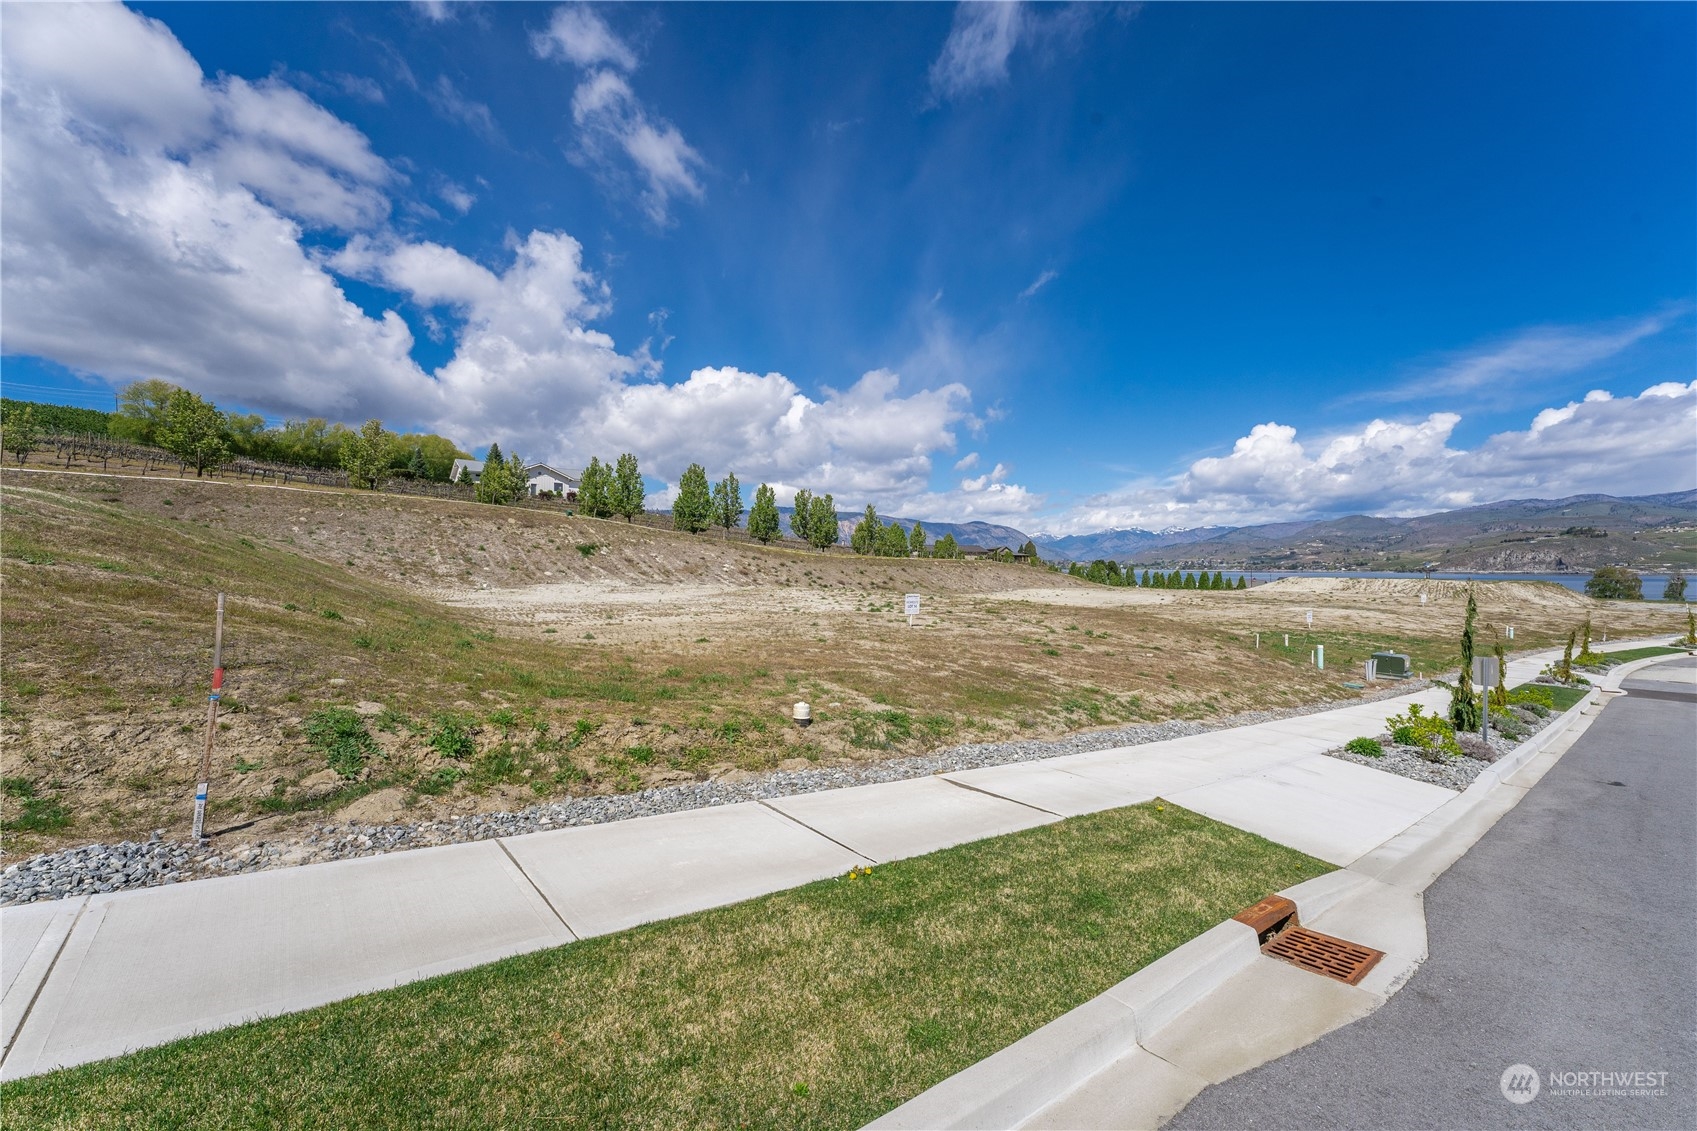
(524, 463), (580, 481)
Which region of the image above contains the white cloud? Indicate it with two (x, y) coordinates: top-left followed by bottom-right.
(929, 2), (1026, 102)
(426, 75), (502, 143)
(533, 5), (704, 225)
(412, 1), (456, 23)
(1019, 268), (1057, 299)
(1370, 309), (1682, 404)
(954, 451), (980, 471)
(437, 179), (476, 214)
(532, 4), (638, 71)
(1054, 382), (1697, 533)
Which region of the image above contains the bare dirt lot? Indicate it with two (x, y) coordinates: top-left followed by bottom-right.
(3, 469), (1685, 858)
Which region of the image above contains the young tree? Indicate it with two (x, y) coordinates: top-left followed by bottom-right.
(1684, 608), (1696, 646)
(934, 533), (960, 559)
(1237, 575), (1249, 590)
(1450, 588), (1482, 732)
(1, 404), (41, 465)
(474, 443), (507, 503)
(505, 450), (528, 503)
(1182, 572), (1197, 590)
(1490, 639), (1509, 708)
(1018, 538), (1039, 564)
(879, 521), (910, 557)
(403, 445), (427, 480)
(157, 388), (230, 476)
(457, 464), (475, 486)
(340, 419), (397, 489)
(1140, 569), (1152, 587)
(611, 453), (645, 521)
(578, 457), (611, 516)
(1211, 570), (1226, 590)
(711, 472), (743, 531)
(673, 463), (712, 532)
(910, 521), (928, 557)
(807, 493), (839, 549)
(790, 488), (813, 544)
(1556, 629), (1577, 682)
(1663, 571), (1687, 603)
(851, 504), (880, 555)
(747, 483), (781, 543)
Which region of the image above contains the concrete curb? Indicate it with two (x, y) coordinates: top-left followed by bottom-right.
(865, 638), (1683, 1130)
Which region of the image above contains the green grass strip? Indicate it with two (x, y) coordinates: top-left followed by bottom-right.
(1596, 645), (1686, 664)
(1, 803), (1329, 1130)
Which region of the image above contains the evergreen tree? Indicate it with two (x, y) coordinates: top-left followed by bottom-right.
(1018, 539), (1039, 564)
(404, 445), (427, 480)
(1182, 572), (1197, 590)
(673, 463), (712, 532)
(711, 472), (743, 530)
(1211, 571), (1226, 590)
(578, 457), (610, 516)
(1237, 575), (1249, 590)
(790, 488), (813, 543)
(1450, 588), (1482, 732)
(879, 521), (910, 557)
(910, 522), (928, 557)
(747, 484), (781, 543)
(934, 533), (960, 559)
(807, 494), (839, 549)
(457, 465), (475, 486)
(1665, 571), (1687, 602)
(1556, 629), (1576, 682)
(475, 443), (508, 503)
(1141, 569), (1152, 587)
(340, 419), (397, 490)
(611, 453), (645, 521)
(157, 388), (230, 476)
(851, 504), (880, 554)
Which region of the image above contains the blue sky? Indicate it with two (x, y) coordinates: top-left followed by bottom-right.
(2, 1), (1692, 533)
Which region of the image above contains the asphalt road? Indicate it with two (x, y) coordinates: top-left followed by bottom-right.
(1168, 658), (1697, 1130)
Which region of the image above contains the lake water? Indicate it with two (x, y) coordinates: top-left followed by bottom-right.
(1195, 569), (1685, 601)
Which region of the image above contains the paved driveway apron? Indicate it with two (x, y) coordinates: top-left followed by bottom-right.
(1169, 657), (1697, 1130)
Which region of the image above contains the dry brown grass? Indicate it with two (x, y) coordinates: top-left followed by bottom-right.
(3, 469), (1685, 857)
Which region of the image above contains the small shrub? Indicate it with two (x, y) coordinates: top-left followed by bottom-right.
(576, 543), (599, 557)
(428, 713), (477, 760)
(303, 707), (378, 779)
(1383, 703), (1462, 758)
(628, 744), (656, 765)
(1506, 684), (1554, 709)
(320, 609), (343, 621)
(1344, 737), (1384, 758)
(1456, 733), (1497, 762)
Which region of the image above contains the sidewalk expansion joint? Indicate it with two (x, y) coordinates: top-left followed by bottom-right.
(1, 899), (89, 1067)
(756, 801), (877, 864)
(938, 775), (1065, 817)
(494, 839), (580, 941)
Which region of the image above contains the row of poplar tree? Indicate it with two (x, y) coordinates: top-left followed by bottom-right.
(1069, 560), (1249, 590)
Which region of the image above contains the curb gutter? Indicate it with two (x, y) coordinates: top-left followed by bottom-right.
(867, 643), (1685, 1130)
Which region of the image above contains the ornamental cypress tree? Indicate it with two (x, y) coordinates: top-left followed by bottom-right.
(673, 463), (712, 532)
(790, 488), (813, 543)
(807, 494), (839, 549)
(1450, 588), (1482, 732)
(611, 453), (645, 522)
(748, 483), (780, 543)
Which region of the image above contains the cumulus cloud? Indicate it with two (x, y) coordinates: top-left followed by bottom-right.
(532, 4), (704, 225)
(1, 3), (1000, 521)
(437, 179), (476, 214)
(1055, 382), (1697, 534)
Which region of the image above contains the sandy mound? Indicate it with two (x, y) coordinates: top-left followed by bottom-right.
(1247, 576), (1591, 610)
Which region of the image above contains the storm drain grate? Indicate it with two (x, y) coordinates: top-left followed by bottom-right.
(1261, 925), (1384, 985)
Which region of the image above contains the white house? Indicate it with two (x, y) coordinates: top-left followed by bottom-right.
(525, 463), (580, 501)
(448, 459), (579, 502)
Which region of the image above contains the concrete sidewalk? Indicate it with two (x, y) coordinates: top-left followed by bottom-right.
(0, 637), (1658, 1081)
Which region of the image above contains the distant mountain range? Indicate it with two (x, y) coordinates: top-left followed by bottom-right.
(711, 492), (1696, 572)
(898, 491), (1697, 573)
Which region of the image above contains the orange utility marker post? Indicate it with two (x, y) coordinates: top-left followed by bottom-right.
(192, 592), (226, 842)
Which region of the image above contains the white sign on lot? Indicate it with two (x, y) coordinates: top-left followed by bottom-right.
(905, 593), (921, 617)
